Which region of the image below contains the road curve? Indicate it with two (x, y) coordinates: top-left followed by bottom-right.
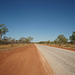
(35, 44), (75, 75)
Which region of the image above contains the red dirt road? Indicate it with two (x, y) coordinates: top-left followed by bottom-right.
(0, 44), (53, 75)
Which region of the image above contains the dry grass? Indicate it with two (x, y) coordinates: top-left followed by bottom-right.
(47, 44), (75, 51)
(0, 44), (28, 51)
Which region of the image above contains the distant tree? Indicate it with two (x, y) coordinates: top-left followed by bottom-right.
(70, 32), (75, 44)
(3, 36), (8, 44)
(46, 40), (50, 44)
(11, 38), (16, 44)
(7, 37), (12, 44)
(1, 36), (11, 44)
(0, 24), (8, 40)
(16, 40), (20, 44)
(55, 35), (68, 44)
(50, 41), (55, 44)
(25, 38), (30, 44)
(39, 41), (44, 44)
(54, 39), (58, 44)
(25, 36), (33, 44)
(19, 36), (33, 44)
(27, 36), (33, 41)
(19, 37), (26, 43)
(8, 37), (12, 41)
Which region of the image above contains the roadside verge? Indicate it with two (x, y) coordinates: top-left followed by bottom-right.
(35, 44), (54, 75)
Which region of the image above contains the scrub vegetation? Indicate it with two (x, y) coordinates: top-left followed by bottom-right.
(0, 24), (75, 51)
(38, 32), (75, 50)
(0, 24), (33, 51)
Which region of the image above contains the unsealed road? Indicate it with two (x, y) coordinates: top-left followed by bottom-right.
(0, 44), (53, 75)
(36, 44), (75, 75)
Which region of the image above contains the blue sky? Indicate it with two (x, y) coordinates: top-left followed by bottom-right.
(0, 0), (75, 42)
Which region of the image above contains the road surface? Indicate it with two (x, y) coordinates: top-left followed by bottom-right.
(0, 44), (53, 75)
(36, 44), (75, 75)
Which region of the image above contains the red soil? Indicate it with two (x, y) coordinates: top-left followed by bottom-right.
(0, 44), (53, 75)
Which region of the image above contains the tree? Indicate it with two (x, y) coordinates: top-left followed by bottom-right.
(19, 37), (26, 43)
(1, 36), (12, 44)
(70, 32), (75, 44)
(25, 36), (33, 44)
(46, 40), (50, 44)
(0, 24), (8, 40)
(11, 38), (16, 44)
(19, 36), (33, 44)
(55, 35), (68, 44)
(39, 41), (45, 44)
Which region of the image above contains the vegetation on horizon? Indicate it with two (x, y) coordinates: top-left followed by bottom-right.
(38, 32), (75, 45)
(0, 24), (75, 45)
(0, 24), (33, 45)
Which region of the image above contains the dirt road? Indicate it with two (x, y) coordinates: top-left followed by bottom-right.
(36, 44), (75, 75)
(0, 44), (53, 75)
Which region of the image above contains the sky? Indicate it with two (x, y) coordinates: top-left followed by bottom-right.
(0, 0), (75, 42)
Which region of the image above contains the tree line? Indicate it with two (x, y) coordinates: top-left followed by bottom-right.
(38, 32), (75, 44)
(0, 24), (75, 45)
(0, 24), (33, 44)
